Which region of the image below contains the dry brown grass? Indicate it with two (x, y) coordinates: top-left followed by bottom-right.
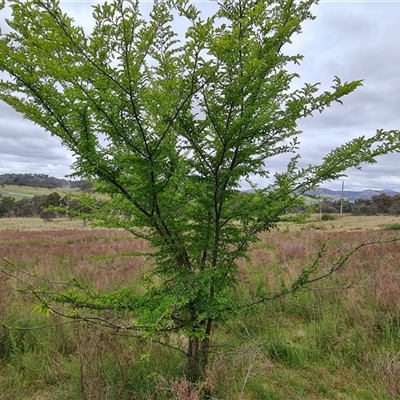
(1, 216), (400, 398)
(2, 217), (399, 320)
(0, 228), (150, 312)
(1, 214), (398, 232)
(0, 217), (92, 231)
(281, 214), (400, 232)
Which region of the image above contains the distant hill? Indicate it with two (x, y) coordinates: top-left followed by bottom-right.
(3, 175), (397, 202)
(306, 188), (399, 201)
(240, 187), (399, 202)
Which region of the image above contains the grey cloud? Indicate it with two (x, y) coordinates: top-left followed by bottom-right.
(0, 1), (399, 189)
(0, 155), (74, 177)
(0, 101), (74, 177)
(283, 2), (400, 192)
(340, 154), (400, 191)
(1, 136), (69, 160)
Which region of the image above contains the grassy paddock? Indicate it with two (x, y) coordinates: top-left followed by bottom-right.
(0, 217), (94, 231)
(1, 217), (400, 398)
(2, 213), (398, 232)
(280, 214), (400, 232)
(0, 184), (80, 200)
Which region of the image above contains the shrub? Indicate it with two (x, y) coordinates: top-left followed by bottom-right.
(321, 214), (336, 221)
(383, 223), (400, 231)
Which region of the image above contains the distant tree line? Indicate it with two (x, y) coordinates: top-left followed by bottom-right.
(319, 193), (400, 216)
(0, 192), (92, 221)
(0, 173), (93, 191)
(2, 191), (399, 221)
(3, 177), (396, 218)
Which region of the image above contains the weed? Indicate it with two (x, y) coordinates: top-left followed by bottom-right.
(383, 222), (400, 231)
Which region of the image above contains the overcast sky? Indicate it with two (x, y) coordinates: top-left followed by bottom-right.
(0, 0), (399, 191)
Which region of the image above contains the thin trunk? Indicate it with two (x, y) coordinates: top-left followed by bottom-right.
(187, 337), (201, 383)
(186, 319), (213, 383)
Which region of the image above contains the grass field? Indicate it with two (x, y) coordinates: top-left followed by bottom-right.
(1, 216), (400, 399)
(1, 214), (398, 231)
(0, 184), (80, 200)
(0, 217), (96, 230)
(283, 214), (400, 232)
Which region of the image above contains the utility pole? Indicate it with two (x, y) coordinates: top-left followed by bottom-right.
(319, 197), (322, 220)
(340, 181), (344, 215)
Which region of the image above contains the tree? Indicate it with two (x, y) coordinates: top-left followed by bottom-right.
(20, 203), (34, 217)
(75, 180), (94, 191)
(13, 197), (32, 217)
(351, 199), (377, 216)
(0, 195), (15, 217)
(39, 209), (57, 222)
(320, 200), (339, 214)
(38, 192), (61, 221)
(1, 0), (400, 383)
(388, 195), (400, 216)
(372, 193), (394, 214)
(60, 194), (91, 221)
(353, 203), (378, 216)
(31, 195), (46, 215)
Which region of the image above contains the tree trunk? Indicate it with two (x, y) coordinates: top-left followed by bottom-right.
(187, 337), (201, 382)
(186, 319), (213, 383)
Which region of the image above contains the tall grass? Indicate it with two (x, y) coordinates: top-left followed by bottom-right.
(1, 221), (400, 398)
